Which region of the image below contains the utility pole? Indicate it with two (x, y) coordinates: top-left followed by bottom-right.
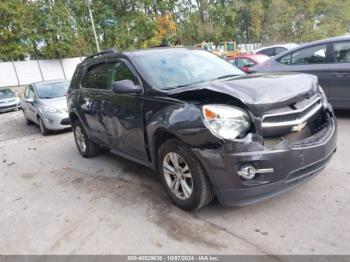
(87, 0), (100, 52)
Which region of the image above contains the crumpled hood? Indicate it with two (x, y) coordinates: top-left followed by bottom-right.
(41, 96), (68, 111)
(167, 73), (318, 115)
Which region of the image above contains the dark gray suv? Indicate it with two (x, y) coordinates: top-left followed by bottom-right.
(67, 47), (337, 210)
(253, 35), (350, 109)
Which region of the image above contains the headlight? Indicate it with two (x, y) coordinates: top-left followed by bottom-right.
(202, 105), (251, 140)
(42, 105), (58, 113)
(318, 85), (328, 108)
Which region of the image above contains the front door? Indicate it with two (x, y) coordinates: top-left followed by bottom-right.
(23, 85), (37, 122)
(102, 59), (148, 161)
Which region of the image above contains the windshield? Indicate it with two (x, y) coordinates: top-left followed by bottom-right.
(134, 50), (244, 90)
(0, 89), (15, 99)
(36, 82), (69, 99)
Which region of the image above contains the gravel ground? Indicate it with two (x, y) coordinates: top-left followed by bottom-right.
(0, 109), (349, 255)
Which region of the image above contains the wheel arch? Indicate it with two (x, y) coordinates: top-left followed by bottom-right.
(151, 127), (180, 173)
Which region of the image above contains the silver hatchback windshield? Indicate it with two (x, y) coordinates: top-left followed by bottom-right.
(36, 82), (69, 99)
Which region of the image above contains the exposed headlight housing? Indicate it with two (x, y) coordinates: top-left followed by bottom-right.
(202, 104), (251, 140)
(42, 105), (58, 113)
(318, 85), (329, 109)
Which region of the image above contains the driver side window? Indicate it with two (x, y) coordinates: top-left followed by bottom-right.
(106, 61), (139, 89)
(28, 86), (36, 99)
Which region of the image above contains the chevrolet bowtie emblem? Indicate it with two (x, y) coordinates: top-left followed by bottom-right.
(291, 122), (307, 132)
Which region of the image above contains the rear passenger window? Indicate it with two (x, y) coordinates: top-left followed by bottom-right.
(334, 42), (350, 63)
(81, 63), (109, 90)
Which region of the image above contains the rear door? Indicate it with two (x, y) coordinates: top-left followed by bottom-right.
(328, 41), (350, 108)
(79, 62), (110, 144)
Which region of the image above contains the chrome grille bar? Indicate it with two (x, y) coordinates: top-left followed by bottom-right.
(262, 98), (322, 128)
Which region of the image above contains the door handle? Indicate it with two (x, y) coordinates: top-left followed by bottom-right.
(333, 73), (348, 78)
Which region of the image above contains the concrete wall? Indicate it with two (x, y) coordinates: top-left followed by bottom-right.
(0, 57), (84, 87)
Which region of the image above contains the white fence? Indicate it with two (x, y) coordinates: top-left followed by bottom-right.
(0, 57), (84, 87)
(237, 43), (263, 53)
(0, 45), (265, 88)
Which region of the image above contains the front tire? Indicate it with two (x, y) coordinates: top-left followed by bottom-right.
(38, 117), (50, 136)
(72, 120), (100, 158)
(158, 138), (215, 211)
(23, 110), (32, 126)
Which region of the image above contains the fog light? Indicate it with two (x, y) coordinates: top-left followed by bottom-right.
(238, 165), (256, 179)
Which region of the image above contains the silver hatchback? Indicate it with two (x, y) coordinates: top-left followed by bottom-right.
(22, 80), (71, 135)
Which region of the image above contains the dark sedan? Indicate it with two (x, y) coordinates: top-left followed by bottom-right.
(253, 35), (350, 109)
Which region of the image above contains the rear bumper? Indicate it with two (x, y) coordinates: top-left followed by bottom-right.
(192, 111), (337, 206)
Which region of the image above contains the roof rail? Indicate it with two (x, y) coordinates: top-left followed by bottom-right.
(84, 48), (119, 60)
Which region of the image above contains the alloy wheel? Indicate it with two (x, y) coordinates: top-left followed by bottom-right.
(39, 119), (45, 134)
(75, 126), (86, 153)
(163, 152), (193, 200)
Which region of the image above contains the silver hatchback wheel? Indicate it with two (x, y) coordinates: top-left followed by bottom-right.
(163, 152), (193, 200)
(75, 126), (86, 153)
(39, 119), (45, 133)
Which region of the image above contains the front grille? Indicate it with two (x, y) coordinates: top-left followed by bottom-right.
(262, 97), (322, 128)
(263, 102), (320, 123)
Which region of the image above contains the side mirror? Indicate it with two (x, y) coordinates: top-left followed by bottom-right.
(24, 98), (34, 104)
(112, 80), (141, 94)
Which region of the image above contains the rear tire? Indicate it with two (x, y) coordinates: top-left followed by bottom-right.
(157, 138), (215, 211)
(72, 119), (100, 158)
(38, 117), (50, 136)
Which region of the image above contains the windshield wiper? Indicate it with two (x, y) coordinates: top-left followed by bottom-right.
(164, 80), (208, 90)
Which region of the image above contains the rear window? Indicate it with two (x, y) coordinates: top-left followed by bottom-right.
(334, 41), (350, 63)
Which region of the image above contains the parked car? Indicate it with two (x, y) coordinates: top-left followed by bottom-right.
(0, 88), (22, 113)
(67, 48), (336, 211)
(22, 80), (71, 135)
(227, 54), (270, 73)
(253, 35), (350, 109)
(253, 43), (298, 57)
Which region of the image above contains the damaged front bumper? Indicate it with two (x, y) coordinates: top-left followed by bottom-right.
(192, 110), (337, 206)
